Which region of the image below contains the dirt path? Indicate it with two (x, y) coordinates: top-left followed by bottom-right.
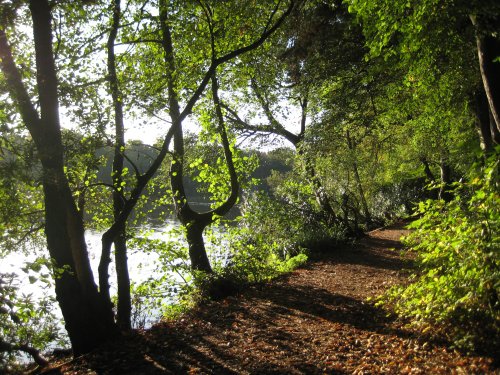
(45, 224), (496, 374)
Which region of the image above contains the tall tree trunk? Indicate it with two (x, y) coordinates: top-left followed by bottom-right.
(160, 1), (214, 273)
(159, 3), (244, 274)
(0, 0), (118, 354)
(107, 0), (131, 330)
(346, 131), (371, 226)
(471, 15), (500, 145)
(30, 0), (118, 353)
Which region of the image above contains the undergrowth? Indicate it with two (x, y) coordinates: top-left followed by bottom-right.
(377, 156), (499, 354)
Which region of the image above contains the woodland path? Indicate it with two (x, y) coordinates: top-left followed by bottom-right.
(38, 223), (497, 374)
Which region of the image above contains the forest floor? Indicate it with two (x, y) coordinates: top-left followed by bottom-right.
(33, 222), (498, 374)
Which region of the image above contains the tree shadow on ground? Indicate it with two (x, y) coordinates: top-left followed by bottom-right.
(313, 238), (414, 271)
(65, 248), (418, 374)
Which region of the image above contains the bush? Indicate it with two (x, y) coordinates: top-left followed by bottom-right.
(378, 157), (499, 352)
(237, 191), (345, 256)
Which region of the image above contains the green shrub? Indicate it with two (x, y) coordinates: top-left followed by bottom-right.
(378, 157), (499, 352)
(237, 191), (345, 256)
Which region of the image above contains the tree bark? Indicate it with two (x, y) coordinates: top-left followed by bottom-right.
(114, 234), (131, 328)
(471, 15), (500, 146)
(472, 89), (495, 153)
(107, 0), (131, 330)
(346, 131), (371, 226)
(185, 221), (213, 273)
(439, 159), (453, 202)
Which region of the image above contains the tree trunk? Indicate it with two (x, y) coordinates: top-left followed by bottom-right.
(352, 162), (371, 226)
(159, 4), (243, 274)
(439, 159), (453, 202)
(471, 15), (500, 145)
(46, 183), (117, 354)
(472, 88), (495, 153)
(107, 0), (131, 330)
(185, 222), (213, 273)
(114, 234), (131, 329)
(346, 131), (371, 226)
(31, 0), (118, 354)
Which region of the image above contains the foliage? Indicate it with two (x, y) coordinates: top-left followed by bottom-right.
(0, 269), (65, 371)
(123, 226), (195, 327)
(0, 133), (45, 256)
(232, 188), (344, 261)
(378, 156), (500, 351)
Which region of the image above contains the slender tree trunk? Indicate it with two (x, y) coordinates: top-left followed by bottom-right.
(114, 234), (131, 328)
(471, 15), (500, 144)
(472, 89), (495, 153)
(160, 1), (212, 273)
(346, 131), (371, 226)
(107, 0), (131, 330)
(352, 162), (371, 225)
(439, 159), (453, 202)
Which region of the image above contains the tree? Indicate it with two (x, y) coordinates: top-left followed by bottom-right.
(0, 0), (118, 354)
(154, 0), (297, 272)
(0, 0), (298, 355)
(222, 0), (383, 229)
(102, 0), (131, 331)
(346, 0), (500, 153)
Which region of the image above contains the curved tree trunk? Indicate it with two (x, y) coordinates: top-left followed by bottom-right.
(159, 3), (246, 274)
